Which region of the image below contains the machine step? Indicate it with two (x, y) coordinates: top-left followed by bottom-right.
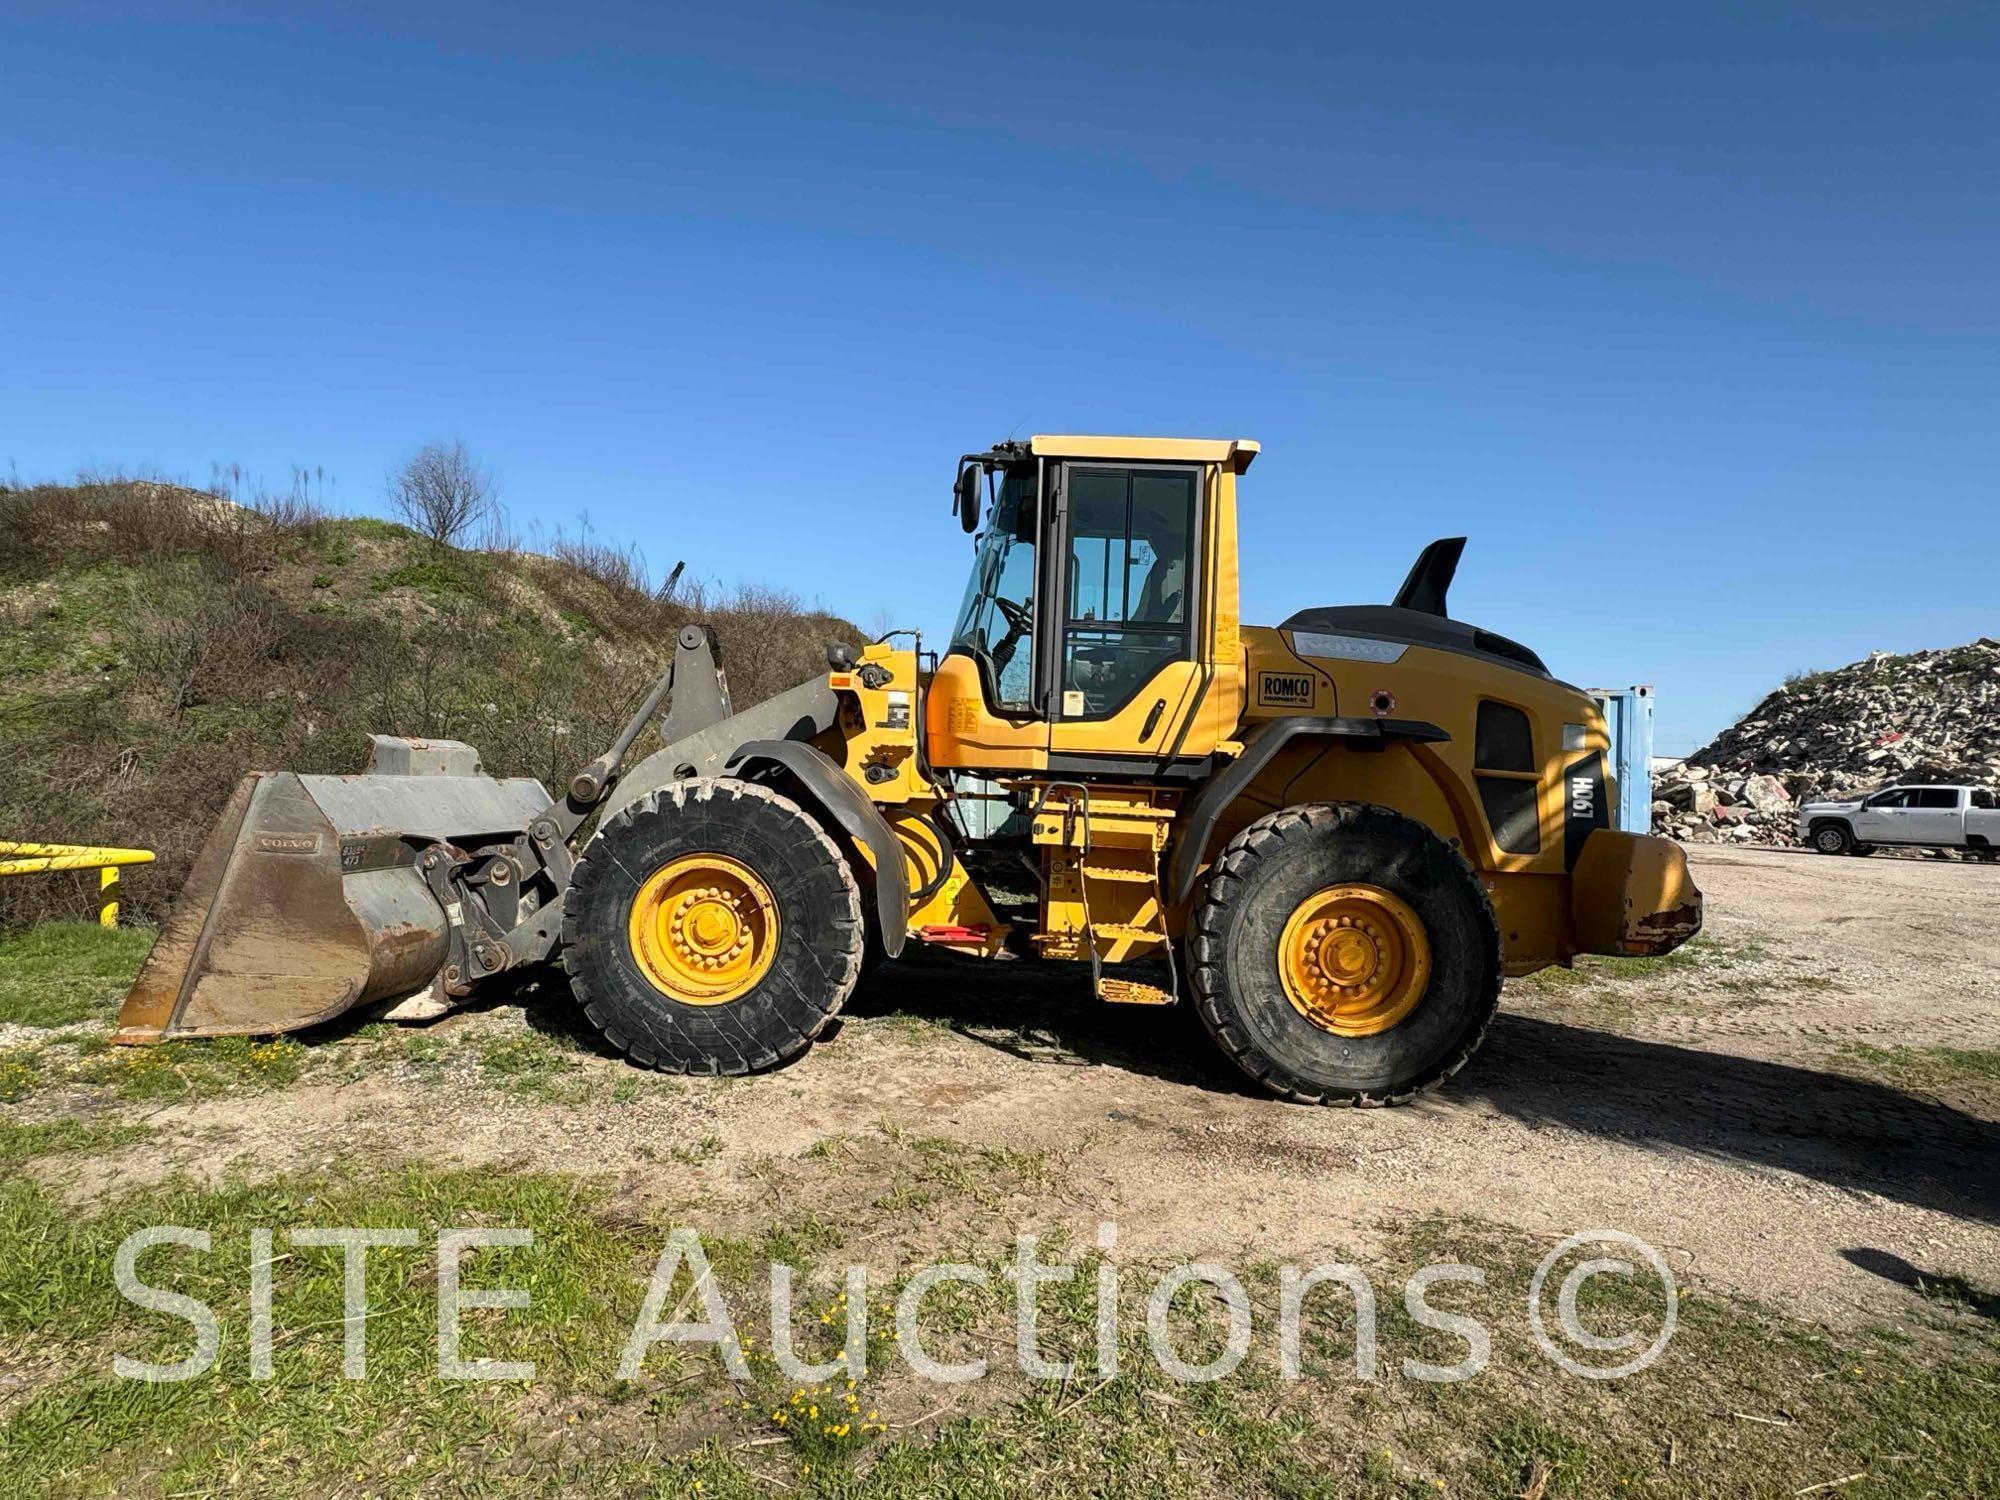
(1078, 864), (1157, 884)
(1089, 921), (1169, 942)
(1098, 977), (1176, 1006)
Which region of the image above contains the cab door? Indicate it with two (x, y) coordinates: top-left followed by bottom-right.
(1905, 787), (1964, 843)
(925, 463), (1053, 772)
(1853, 787), (1913, 841)
(1043, 462), (1208, 768)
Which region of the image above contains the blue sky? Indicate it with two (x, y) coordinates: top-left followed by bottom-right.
(4, 2), (1995, 753)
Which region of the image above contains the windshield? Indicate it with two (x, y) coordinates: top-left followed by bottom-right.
(950, 466), (1038, 712)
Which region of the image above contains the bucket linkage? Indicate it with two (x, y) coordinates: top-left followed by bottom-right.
(115, 626), (740, 1044)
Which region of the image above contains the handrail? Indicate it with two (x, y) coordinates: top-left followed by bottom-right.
(0, 841), (156, 927)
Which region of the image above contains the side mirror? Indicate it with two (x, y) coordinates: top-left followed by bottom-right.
(955, 464), (983, 533)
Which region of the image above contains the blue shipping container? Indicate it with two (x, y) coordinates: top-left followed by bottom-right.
(1589, 686), (1656, 834)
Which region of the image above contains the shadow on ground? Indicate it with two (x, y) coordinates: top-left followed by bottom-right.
(1463, 1014), (2000, 1225)
(845, 949), (1240, 1092)
(1840, 1247), (2000, 1319)
(848, 952), (2000, 1227)
(295, 946), (1998, 1229)
(297, 965), (629, 1060)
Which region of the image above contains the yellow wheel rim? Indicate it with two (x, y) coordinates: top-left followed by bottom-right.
(627, 854), (779, 1005)
(1277, 883), (1431, 1037)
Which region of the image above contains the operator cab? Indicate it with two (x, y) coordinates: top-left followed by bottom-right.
(926, 435), (1257, 775)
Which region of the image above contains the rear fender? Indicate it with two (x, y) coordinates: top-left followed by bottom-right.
(1166, 715), (1451, 907)
(726, 740), (909, 958)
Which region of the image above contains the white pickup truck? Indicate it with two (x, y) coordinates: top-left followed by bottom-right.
(1798, 784), (2000, 859)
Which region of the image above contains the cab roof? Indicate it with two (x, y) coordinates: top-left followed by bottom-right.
(1029, 434), (1259, 474)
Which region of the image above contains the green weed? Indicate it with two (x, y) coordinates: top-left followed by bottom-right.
(63, 1034), (307, 1102)
(369, 558), (469, 597)
(1834, 1043), (2000, 1097)
(0, 1116), (149, 1172)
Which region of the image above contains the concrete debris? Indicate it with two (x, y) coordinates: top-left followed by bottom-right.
(1652, 639), (2000, 849)
(1737, 773), (1794, 814)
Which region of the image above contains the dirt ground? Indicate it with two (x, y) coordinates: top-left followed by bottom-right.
(65, 845), (2000, 1327)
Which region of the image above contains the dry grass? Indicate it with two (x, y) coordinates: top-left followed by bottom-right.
(0, 476), (860, 927)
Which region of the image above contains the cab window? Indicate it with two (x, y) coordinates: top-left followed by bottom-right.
(1061, 467), (1197, 719)
(949, 468), (1039, 713)
(1914, 788), (1961, 809)
(1867, 789), (1913, 808)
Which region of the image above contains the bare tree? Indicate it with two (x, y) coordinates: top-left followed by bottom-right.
(388, 440), (495, 547)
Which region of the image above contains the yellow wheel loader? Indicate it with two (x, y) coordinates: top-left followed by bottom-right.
(116, 436), (1702, 1104)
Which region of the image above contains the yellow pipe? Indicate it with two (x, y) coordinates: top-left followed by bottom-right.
(0, 842), (157, 875)
(0, 842), (155, 928)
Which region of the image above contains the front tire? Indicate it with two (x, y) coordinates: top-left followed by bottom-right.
(562, 778), (864, 1074)
(1811, 822), (1853, 856)
(1188, 803), (1501, 1106)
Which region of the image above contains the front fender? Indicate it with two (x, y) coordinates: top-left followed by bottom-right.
(601, 674), (841, 827)
(725, 740), (908, 958)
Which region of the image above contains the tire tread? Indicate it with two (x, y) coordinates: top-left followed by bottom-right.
(1188, 801), (1502, 1107)
(560, 777), (864, 1075)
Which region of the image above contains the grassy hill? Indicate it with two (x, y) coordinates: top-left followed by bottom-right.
(0, 477), (860, 927)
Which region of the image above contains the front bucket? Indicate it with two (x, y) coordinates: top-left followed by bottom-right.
(115, 750), (550, 1044)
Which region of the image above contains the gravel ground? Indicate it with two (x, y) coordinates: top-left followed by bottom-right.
(49, 844), (1997, 1332)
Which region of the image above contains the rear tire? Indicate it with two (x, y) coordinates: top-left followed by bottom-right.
(562, 778), (863, 1074)
(1188, 803), (1501, 1106)
(1811, 822), (1853, 856)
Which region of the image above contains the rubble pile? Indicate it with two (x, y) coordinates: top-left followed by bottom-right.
(1652, 639), (2000, 846)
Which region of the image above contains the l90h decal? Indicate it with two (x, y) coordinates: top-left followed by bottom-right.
(1563, 751), (1609, 869)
